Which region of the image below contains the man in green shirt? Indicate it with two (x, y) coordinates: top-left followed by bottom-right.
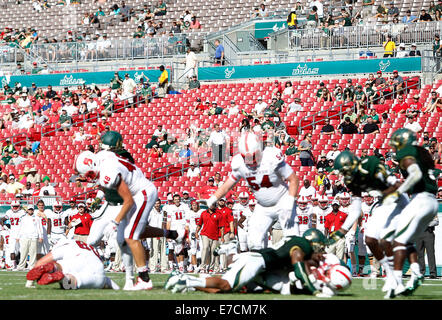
(30, 62), (42, 75)
(285, 138), (299, 156)
(2, 92), (16, 105)
(261, 113), (275, 131)
(58, 109), (72, 132)
(110, 72), (123, 90)
(273, 92), (285, 112)
(208, 102), (223, 115)
(62, 87), (73, 98)
(1, 151), (12, 165)
(353, 85), (366, 112)
(133, 26), (145, 38)
(364, 82), (377, 105)
(188, 75), (200, 90)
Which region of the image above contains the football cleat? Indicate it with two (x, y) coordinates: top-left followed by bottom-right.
(26, 262), (56, 281)
(165, 272), (187, 291)
(127, 277), (153, 291)
(123, 280), (134, 291)
(213, 240), (239, 257)
(37, 270), (64, 285)
(402, 275), (424, 296)
(170, 275), (191, 293)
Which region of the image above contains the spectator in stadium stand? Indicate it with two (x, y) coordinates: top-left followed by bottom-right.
(213, 172), (224, 187)
(157, 65), (169, 98)
(189, 16), (201, 29)
(25, 167), (40, 184)
(419, 9), (433, 21)
(197, 177), (218, 200)
(382, 34), (396, 57)
(207, 123), (228, 162)
(423, 91), (442, 113)
(320, 118), (335, 135)
(402, 9), (418, 24)
(45, 85), (57, 99)
(367, 108), (380, 124)
(186, 162), (201, 178)
(66, 202), (93, 242)
(287, 97), (302, 114)
(391, 94), (409, 114)
(21, 181), (34, 198)
(361, 117), (380, 134)
(396, 43), (408, 58)
(404, 114), (423, 133)
(338, 116), (359, 134)
(438, 187), (442, 199)
(1, 151), (12, 166)
(409, 43), (421, 57)
(343, 79), (355, 101)
(154, 0), (167, 16)
(353, 85), (367, 113)
(195, 202), (223, 273)
(188, 75), (200, 90)
(110, 72), (123, 92)
(285, 138), (298, 157)
(213, 39), (225, 66)
(58, 109), (72, 132)
(316, 82), (332, 102)
(283, 81), (294, 95)
(39, 176), (55, 196)
(148, 145), (162, 158)
(314, 168), (328, 188)
(316, 155), (328, 170)
(5, 174), (24, 194)
(298, 133), (315, 166)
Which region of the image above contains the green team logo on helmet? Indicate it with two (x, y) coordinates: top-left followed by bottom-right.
(101, 131), (123, 151)
(303, 228), (328, 252)
(389, 128), (417, 151)
(334, 150), (359, 176)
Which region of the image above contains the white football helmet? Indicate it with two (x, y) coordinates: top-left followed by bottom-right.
(339, 192), (351, 207)
(297, 196), (308, 210)
(364, 193), (374, 206)
(238, 132), (263, 170)
(238, 192), (249, 206)
(10, 200), (20, 212)
(53, 201), (63, 213)
(75, 151), (99, 181)
(311, 192), (319, 204)
(318, 195), (329, 209)
(326, 265), (352, 291)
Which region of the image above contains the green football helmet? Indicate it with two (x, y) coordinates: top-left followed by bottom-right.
(334, 150), (359, 180)
(101, 131), (123, 151)
(302, 228), (328, 252)
(389, 128), (417, 151)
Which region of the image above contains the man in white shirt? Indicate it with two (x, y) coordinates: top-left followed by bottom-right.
(287, 98), (303, 114)
(147, 200), (167, 272)
(253, 97), (268, 116)
(298, 179), (317, 199)
(122, 73), (137, 101)
(97, 34), (112, 58)
(227, 100), (240, 116)
(16, 206), (43, 270)
(183, 47), (198, 79)
(6, 175), (24, 194)
(326, 143), (341, 161)
(86, 96), (98, 113)
(207, 124), (229, 162)
(153, 124), (167, 138)
(404, 115), (422, 133)
(62, 103), (78, 117)
(186, 162), (201, 178)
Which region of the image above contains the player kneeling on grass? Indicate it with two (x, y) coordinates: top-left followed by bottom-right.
(165, 228), (350, 297)
(25, 238), (119, 290)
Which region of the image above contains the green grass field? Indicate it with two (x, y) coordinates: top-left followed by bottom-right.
(0, 270), (441, 300)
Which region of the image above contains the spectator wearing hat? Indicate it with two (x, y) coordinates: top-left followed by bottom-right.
(16, 205), (43, 270)
(186, 162), (201, 178)
(316, 82), (332, 102)
(207, 101), (224, 116)
(110, 72), (123, 91)
(343, 79), (355, 101)
(6, 174), (24, 194)
(409, 44), (421, 57)
(391, 70), (404, 96)
(2, 139), (16, 155)
(316, 155), (329, 170)
(227, 100), (240, 116)
(285, 138), (299, 157)
(287, 97), (302, 114)
(396, 43), (408, 58)
(181, 191), (194, 208)
(315, 168), (328, 188)
(9, 150), (27, 166)
(39, 176), (55, 196)
(197, 177), (218, 200)
(327, 143), (341, 161)
(67, 202), (93, 242)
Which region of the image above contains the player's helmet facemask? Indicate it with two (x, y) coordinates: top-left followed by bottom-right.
(334, 150), (359, 184)
(303, 228), (328, 253)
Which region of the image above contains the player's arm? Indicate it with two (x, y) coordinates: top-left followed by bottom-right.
(195, 225), (201, 240)
(311, 213), (317, 229)
(207, 176), (238, 207)
(238, 214), (246, 229)
(384, 157), (421, 201)
(47, 218), (52, 235)
(113, 177), (135, 224)
(34, 252), (55, 268)
(290, 247), (319, 294)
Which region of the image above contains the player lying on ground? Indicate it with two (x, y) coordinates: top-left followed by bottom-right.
(25, 238), (119, 290)
(165, 229), (351, 297)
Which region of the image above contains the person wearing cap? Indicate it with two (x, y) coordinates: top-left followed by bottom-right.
(2, 138), (16, 155)
(316, 155), (329, 170)
(186, 162), (201, 178)
(39, 176), (56, 196)
(338, 116), (359, 135)
(9, 150), (27, 166)
(59, 108), (72, 132)
(409, 43), (421, 57)
(423, 90), (442, 113)
(121, 73), (137, 102)
(404, 114), (423, 133)
(396, 43), (408, 58)
(314, 168), (328, 188)
(343, 79), (355, 101)
(324, 201), (347, 260)
(67, 202), (93, 243)
(382, 34), (396, 57)
(227, 100), (240, 116)
(353, 85), (367, 113)
(16, 205), (43, 270)
(285, 138), (299, 156)
(253, 96), (268, 116)
(197, 177), (218, 200)
(287, 96), (302, 114)
(207, 101), (224, 116)
(326, 143), (341, 161)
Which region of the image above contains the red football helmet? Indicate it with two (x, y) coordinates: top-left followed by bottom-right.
(297, 196), (308, 210)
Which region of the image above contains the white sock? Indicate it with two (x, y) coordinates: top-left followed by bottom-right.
(379, 256), (392, 277)
(409, 262), (422, 277)
(393, 270), (403, 285)
(186, 276), (206, 288)
(137, 265), (148, 273)
(122, 251), (134, 281)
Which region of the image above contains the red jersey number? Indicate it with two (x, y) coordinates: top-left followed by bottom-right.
(175, 212), (183, 220)
(246, 175), (273, 191)
(10, 218), (20, 226)
(75, 241), (101, 259)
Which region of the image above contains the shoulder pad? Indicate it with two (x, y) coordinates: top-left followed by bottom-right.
(231, 154), (244, 171)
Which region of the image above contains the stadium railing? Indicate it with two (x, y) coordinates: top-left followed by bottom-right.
(0, 132), (30, 149)
(297, 75), (421, 133)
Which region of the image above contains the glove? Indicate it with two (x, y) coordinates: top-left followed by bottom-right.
(382, 191), (399, 206)
(328, 230), (345, 245)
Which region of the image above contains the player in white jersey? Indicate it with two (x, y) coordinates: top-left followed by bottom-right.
(46, 201), (67, 246)
(76, 151), (184, 290)
(2, 201), (26, 269)
(165, 194), (190, 272)
(186, 200), (204, 272)
(310, 192), (319, 209)
(296, 196), (313, 234)
(35, 200), (51, 257)
(237, 199), (256, 252)
(232, 192), (250, 252)
(311, 195), (331, 234)
(205, 132), (300, 250)
(25, 238), (119, 290)
(0, 225), (11, 269)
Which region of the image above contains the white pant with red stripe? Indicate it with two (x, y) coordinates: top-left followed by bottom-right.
(116, 185), (158, 245)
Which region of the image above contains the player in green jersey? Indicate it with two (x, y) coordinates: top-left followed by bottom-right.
(164, 229), (344, 297)
(383, 128), (439, 298)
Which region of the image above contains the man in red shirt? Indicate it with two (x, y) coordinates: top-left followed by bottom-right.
(391, 95), (409, 114)
(196, 203), (224, 273)
(217, 198), (234, 271)
(407, 94), (423, 114)
(324, 200), (347, 260)
(66, 202), (93, 242)
(197, 177), (218, 200)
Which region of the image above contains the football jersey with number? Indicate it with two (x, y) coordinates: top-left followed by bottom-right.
(166, 204), (190, 230)
(98, 155), (154, 195)
(360, 202), (374, 232)
(0, 227), (10, 249)
(186, 209), (204, 233)
(46, 210), (66, 234)
(4, 209), (26, 238)
(312, 206), (331, 233)
(229, 147), (294, 207)
(37, 210), (52, 236)
(297, 206), (313, 234)
(232, 203), (248, 221)
(238, 207), (253, 231)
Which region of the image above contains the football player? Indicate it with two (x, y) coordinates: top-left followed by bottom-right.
(296, 196), (313, 235)
(165, 194), (190, 272)
(1, 201), (26, 269)
(232, 192), (250, 251)
(205, 132), (300, 250)
(186, 201), (204, 273)
(0, 224), (11, 269)
(237, 198), (256, 252)
(35, 200), (51, 258)
(76, 150), (184, 290)
(311, 195), (331, 234)
(383, 128), (439, 298)
(26, 239), (119, 290)
(46, 201), (67, 247)
(165, 229), (333, 297)
(332, 151), (409, 293)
